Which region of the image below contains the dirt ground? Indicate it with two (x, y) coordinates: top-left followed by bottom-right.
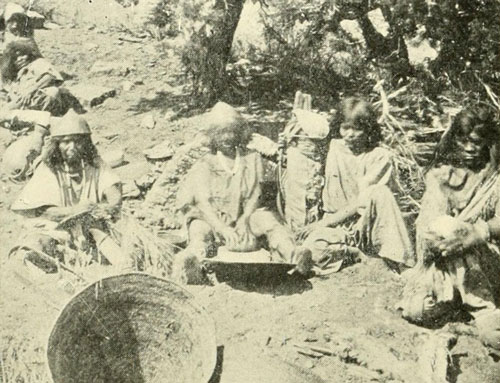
(1, 26), (499, 383)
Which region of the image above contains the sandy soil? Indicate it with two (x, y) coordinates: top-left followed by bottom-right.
(1, 26), (499, 383)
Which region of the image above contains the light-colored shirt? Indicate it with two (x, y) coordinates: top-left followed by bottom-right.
(12, 158), (120, 212)
(322, 139), (394, 214)
(177, 150), (263, 226)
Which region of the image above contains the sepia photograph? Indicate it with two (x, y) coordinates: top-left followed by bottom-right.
(0, 0), (499, 382)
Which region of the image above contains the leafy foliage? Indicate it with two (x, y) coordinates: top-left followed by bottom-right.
(170, 0), (499, 107)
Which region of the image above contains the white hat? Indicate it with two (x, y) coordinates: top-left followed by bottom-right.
(4, 3), (27, 22)
(50, 109), (91, 137)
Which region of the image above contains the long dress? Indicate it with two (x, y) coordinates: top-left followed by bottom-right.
(401, 164), (500, 318)
(303, 139), (415, 267)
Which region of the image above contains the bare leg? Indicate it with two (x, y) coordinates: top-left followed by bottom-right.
(248, 209), (312, 274)
(475, 309), (500, 350)
(248, 210), (295, 262)
(171, 219), (214, 285)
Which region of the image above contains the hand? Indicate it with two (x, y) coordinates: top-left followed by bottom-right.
(277, 133), (287, 150)
(234, 217), (250, 236)
(297, 221), (324, 242)
(218, 226), (239, 249)
(72, 201), (97, 217)
(437, 221), (489, 256)
(15, 55), (30, 70)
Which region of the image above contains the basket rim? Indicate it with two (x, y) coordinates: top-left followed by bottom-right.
(46, 272), (217, 383)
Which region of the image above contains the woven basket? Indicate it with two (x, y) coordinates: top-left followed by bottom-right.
(47, 273), (216, 383)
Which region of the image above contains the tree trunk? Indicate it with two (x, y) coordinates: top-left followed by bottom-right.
(356, 7), (412, 84)
(182, 0), (245, 105)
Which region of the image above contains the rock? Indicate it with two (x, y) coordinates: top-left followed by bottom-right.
(122, 181), (142, 199)
(44, 22), (61, 30)
(67, 84), (116, 108)
(84, 43), (98, 51)
(90, 61), (133, 76)
(122, 81), (134, 92)
(417, 332), (457, 382)
(26, 10), (45, 29)
(163, 110), (176, 121)
(140, 114), (156, 130)
(101, 149), (126, 169)
(143, 140), (175, 161)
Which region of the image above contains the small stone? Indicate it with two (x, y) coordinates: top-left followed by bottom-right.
(84, 43), (98, 51)
(140, 114), (156, 130)
(101, 150), (125, 169)
(44, 22), (61, 30)
(144, 140), (174, 160)
(122, 81), (134, 91)
(304, 359), (314, 369)
(164, 110), (176, 121)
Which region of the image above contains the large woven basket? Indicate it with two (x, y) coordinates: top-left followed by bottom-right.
(47, 273), (217, 383)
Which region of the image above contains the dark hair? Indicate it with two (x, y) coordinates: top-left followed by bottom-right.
(328, 97), (382, 150)
(41, 135), (100, 170)
(429, 104), (499, 169)
(1, 39), (41, 82)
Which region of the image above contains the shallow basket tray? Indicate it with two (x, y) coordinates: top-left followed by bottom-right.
(47, 273), (217, 383)
(204, 247), (296, 282)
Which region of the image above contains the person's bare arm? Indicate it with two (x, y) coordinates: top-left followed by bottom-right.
(196, 198), (231, 233)
(42, 203), (92, 222)
(91, 183), (122, 219)
(42, 184), (122, 222)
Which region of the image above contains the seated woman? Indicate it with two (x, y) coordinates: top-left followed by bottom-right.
(400, 106), (500, 350)
(1, 39), (80, 116)
(173, 102), (313, 284)
(299, 97), (415, 269)
(10, 109), (125, 269)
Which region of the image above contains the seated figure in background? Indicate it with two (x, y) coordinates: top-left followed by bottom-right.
(299, 97), (415, 270)
(1, 3), (36, 45)
(400, 105), (500, 350)
(10, 110), (125, 270)
(173, 102), (313, 284)
(0, 3), (38, 91)
(1, 39), (80, 116)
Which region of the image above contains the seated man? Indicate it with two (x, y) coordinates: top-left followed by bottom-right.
(173, 102), (313, 284)
(0, 3), (38, 91)
(1, 3), (36, 46)
(298, 97), (415, 269)
(11, 109), (125, 269)
(1, 39), (80, 116)
(400, 106), (500, 350)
